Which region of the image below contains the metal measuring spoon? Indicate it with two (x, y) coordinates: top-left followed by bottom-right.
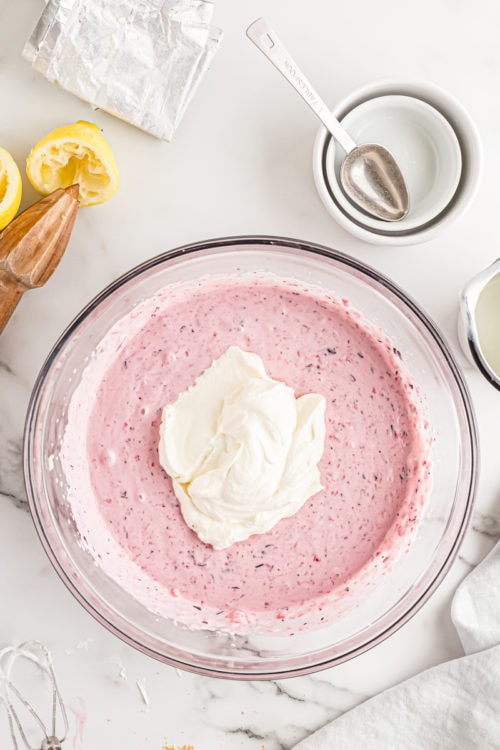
(246, 18), (409, 222)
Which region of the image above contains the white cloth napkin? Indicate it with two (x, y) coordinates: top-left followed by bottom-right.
(293, 542), (500, 750)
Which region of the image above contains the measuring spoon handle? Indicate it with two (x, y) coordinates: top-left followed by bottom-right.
(246, 18), (356, 155)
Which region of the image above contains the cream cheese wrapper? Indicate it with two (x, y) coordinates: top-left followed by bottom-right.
(159, 346), (326, 549)
(23, 0), (223, 141)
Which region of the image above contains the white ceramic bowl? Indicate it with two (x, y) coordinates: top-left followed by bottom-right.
(326, 95), (462, 232)
(313, 80), (483, 246)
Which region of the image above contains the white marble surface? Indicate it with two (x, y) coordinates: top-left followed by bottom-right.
(1, 1), (500, 748)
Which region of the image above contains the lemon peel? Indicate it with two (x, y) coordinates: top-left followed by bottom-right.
(0, 147), (22, 230)
(26, 121), (119, 207)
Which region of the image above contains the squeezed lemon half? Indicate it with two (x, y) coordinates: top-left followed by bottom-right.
(26, 121), (119, 207)
(0, 147), (22, 230)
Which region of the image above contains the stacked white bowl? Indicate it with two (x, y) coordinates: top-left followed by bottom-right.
(313, 80), (483, 245)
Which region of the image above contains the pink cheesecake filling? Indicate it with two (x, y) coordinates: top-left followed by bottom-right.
(62, 273), (431, 633)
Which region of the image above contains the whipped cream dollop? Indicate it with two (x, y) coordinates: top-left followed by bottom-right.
(158, 346), (326, 549)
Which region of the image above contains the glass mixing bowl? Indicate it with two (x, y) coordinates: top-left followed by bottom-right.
(24, 236), (477, 679)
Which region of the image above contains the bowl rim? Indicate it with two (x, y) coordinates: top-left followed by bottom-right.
(23, 234), (479, 679)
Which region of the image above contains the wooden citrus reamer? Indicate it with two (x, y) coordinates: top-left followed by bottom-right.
(0, 184), (80, 333)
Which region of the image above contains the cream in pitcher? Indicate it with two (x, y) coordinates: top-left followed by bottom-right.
(459, 258), (500, 389)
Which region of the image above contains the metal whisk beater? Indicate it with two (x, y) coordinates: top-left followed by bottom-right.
(0, 641), (68, 750)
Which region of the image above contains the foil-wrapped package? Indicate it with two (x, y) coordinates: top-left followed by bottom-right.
(23, 0), (222, 140)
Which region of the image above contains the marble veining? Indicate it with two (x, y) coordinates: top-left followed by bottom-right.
(472, 510), (500, 538)
(0, 435), (26, 509)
